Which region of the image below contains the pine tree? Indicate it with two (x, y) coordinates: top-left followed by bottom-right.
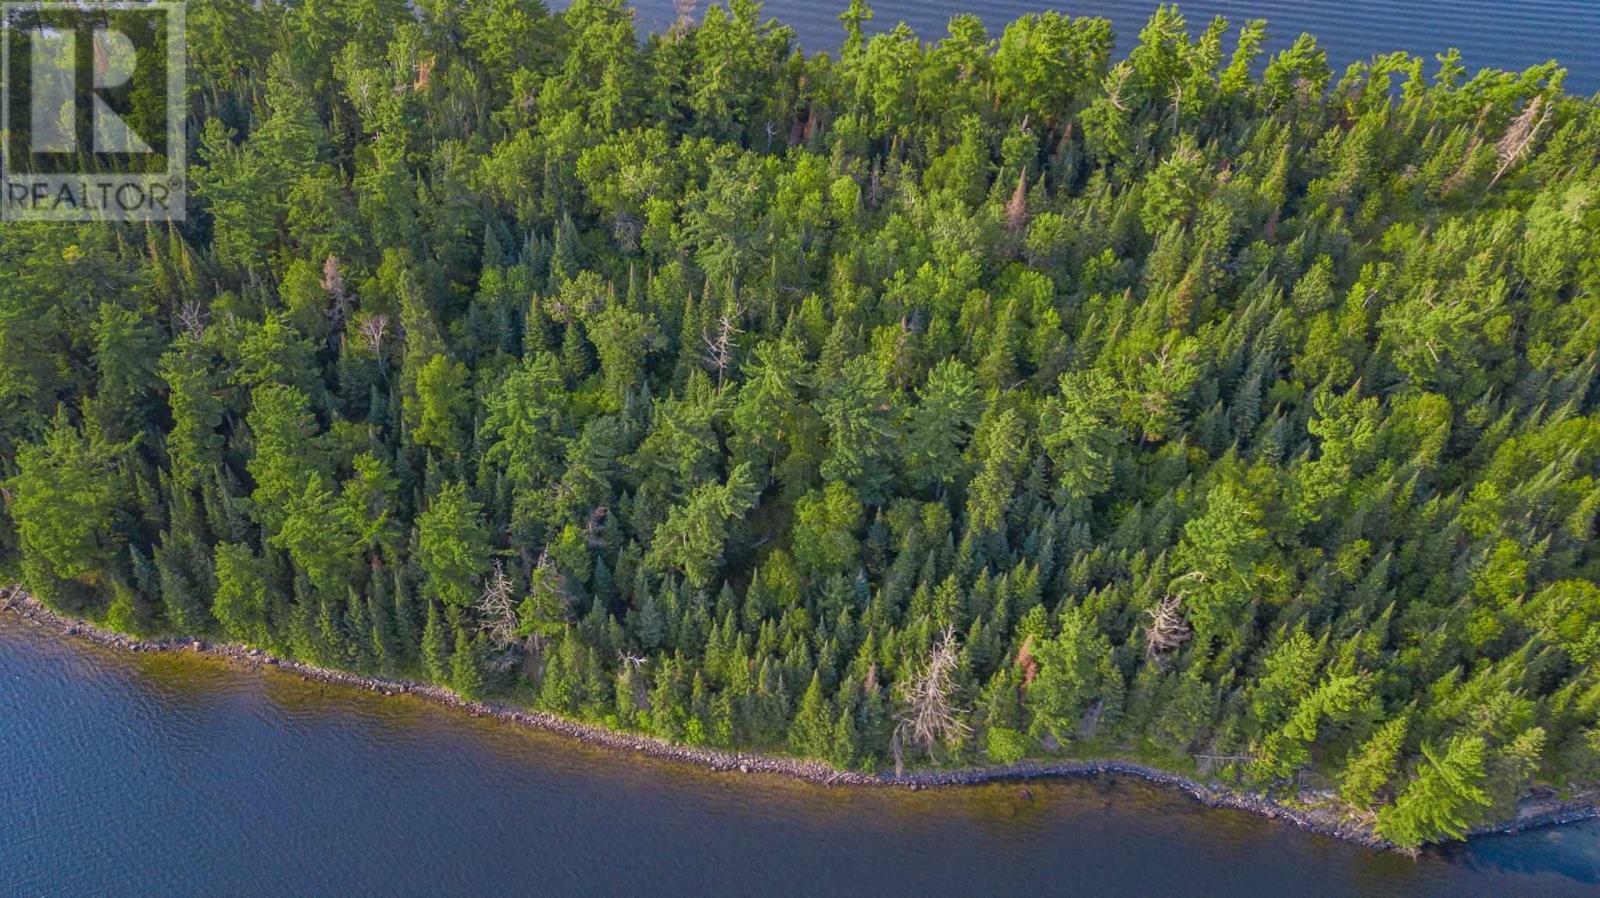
(1341, 715), (1409, 809)
(6, 411), (125, 597)
(212, 543), (271, 646)
(451, 624), (484, 699)
(1027, 608), (1110, 744)
(422, 600), (449, 683)
(831, 703), (860, 768)
(416, 482), (490, 608)
(104, 581), (148, 636)
(789, 672), (835, 760)
(1376, 736), (1493, 850)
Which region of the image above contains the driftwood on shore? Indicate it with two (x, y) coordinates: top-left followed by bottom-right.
(3, 586), (1594, 853)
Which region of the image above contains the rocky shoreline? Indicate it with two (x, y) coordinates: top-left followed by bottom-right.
(5, 586), (1594, 853)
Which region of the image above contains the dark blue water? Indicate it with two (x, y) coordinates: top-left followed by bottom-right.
(2, 616), (1596, 896)
(621, 0), (1600, 94)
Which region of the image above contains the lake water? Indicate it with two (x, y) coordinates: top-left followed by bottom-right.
(616, 0), (1600, 94)
(2, 615), (1596, 896)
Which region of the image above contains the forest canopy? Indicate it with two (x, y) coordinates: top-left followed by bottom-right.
(3, 0), (1599, 850)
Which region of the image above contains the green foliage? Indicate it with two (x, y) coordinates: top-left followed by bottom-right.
(245, 384), (325, 533)
(416, 482), (490, 608)
(212, 543), (273, 646)
(985, 726), (1030, 765)
(104, 581), (150, 636)
(408, 354), (472, 458)
(1027, 608), (1112, 744)
(422, 600), (449, 684)
(1376, 736), (1494, 850)
(1, 2), (1596, 848)
(452, 624), (484, 699)
(7, 412), (126, 596)
(1340, 715), (1410, 810)
(792, 483), (863, 580)
(647, 463), (760, 587)
(789, 672), (835, 760)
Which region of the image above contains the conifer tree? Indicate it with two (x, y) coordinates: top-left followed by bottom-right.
(452, 624), (484, 699)
(416, 482), (491, 608)
(789, 672), (836, 761)
(422, 600), (449, 684)
(1341, 715), (1410, 810)
(1377, 736), (1494, 850)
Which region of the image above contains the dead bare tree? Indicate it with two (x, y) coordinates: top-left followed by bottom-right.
(476, 561), (519, 650)
(176, 299), (209, 340)
(584, 505), (610, 548)
(1491, 95), (1552, 186)
(892, 626), (970, 774)
(413, 55), (436, 92)
(703, 304), (743, 389)
(1104, 61), (1133, 113)
(612, 211), (643, 253)
(1144, 592), (1193, 662)
(357, 313), (390, 357)
(1195, 753), (1257, 777)
(617, 651), (650, 713)
(672, 0), (699, 33)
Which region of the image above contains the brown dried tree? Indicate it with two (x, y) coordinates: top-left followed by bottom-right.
(322, 255), (351, 326)
(1104, 61), (1133, 112)
(1491, 95), (1551, 186)
(1015, 634), (1040, 689)
(413, 55), (436, 92)
(1005, 165), (1030, 234)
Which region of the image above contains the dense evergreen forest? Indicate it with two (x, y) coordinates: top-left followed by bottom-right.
(4, 0), (1600, 849)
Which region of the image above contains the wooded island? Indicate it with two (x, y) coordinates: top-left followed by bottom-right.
(3, 1), (1597, 851)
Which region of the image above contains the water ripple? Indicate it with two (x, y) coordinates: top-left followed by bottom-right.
(3, 617), (1597, 896)
(607, 0), (1600, 93)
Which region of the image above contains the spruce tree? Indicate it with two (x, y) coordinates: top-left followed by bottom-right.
(1377, 736), (1494, 850)
(788, 672), (835, 760)
(451, 624), (483, 699)
(422, 600), (449, 684)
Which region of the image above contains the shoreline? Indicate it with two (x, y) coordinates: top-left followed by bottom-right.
(4, 586), (1594, 853)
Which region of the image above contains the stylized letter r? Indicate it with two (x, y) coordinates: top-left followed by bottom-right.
(29, 25), (151, 154)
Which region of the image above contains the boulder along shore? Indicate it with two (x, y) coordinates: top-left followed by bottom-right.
(5, 585), (1593, 854)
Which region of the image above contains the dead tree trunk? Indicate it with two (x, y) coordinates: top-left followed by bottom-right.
(894, 626), (970, 767)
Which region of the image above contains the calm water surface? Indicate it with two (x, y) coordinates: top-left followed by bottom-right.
(1, 616), (1596, 896)
(615, 0), (1600, 94)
